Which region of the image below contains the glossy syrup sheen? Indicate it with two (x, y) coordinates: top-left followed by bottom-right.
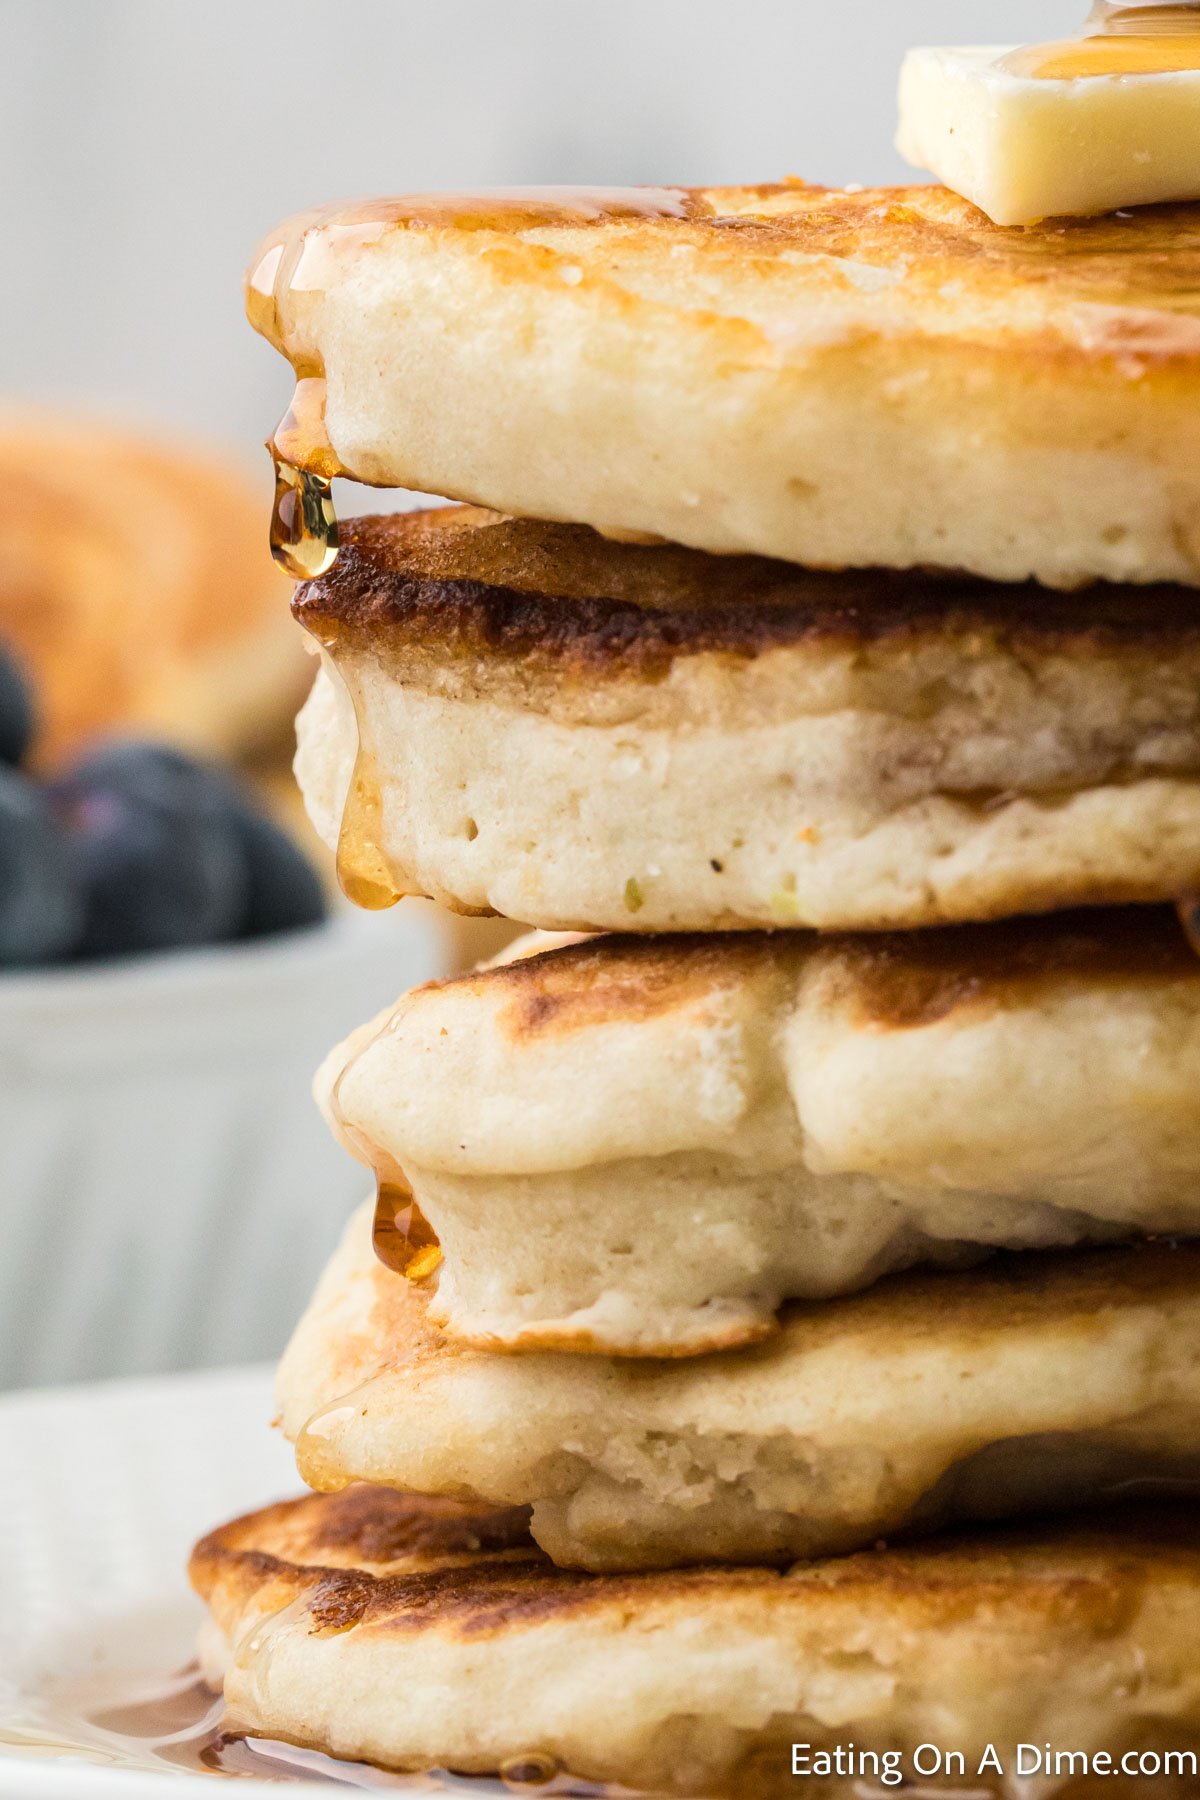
(373, 1174), (444, 1283)
(335, 744), (403, 910)
(327, 1023), (443, 1278)
(1002, 32), (1200, 75)
(249, 188), (696, 579)
(40, 1664), (616, 1792)
(246, 186), (695, 348)
(1001, 2), (1200, 76)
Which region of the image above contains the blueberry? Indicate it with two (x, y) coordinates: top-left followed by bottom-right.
(0, 766), (83, 964)
(230, 808), (327, 938)
(53, 742), (250, 959)
(62, 742), (236, 817)
(0, 644), (35, 767)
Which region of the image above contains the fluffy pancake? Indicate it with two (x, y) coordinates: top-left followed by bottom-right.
(316, 909), (1200, 1355)
(276, 1204), (1200, 1571)
(0, 409), (308, 765)
(248, 183), (1200, 589)
(293, 508), (1200, 932)
(191, 1485), (1200, 1797)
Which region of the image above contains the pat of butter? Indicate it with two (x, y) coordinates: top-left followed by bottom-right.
(897, 44), (1200, 225)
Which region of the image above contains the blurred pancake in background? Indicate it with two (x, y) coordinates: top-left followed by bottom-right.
(0, 409), (309, 768)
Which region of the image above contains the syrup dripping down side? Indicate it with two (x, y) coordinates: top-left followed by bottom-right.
(290, 609), (402, 910)
(335, 741), (403, 911)
(249, 186), (706, 579)
(373, 1173), (444, 1283)
(268, 370), (345, 580)
(326, 1019), (443, 1282)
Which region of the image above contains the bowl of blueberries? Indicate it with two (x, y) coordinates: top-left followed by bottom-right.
(0, 646), (442, 1391)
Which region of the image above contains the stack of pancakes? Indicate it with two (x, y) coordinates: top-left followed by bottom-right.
(192, 184), (1200, 1795)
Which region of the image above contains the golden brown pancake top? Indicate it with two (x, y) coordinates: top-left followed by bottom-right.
(392, 908), (1200, 1048)
(193, 1485), (1200, 1645)
(292, 508), (1200, 679)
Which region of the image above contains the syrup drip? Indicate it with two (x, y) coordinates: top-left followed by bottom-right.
(1001, 1), (1200, 76)
(324, 1007), (441, 1282)
(248, 187), (699, 580)
(267, 366), (345, 579)
(373, 1173), (443, 1283)
(271, 457), (339, 580)
(326, 1024), (442, 1288)
(335, 743), (402, 910)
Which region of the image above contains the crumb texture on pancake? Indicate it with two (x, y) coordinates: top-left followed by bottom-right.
(276, 1204), (1200, 1571)
(314, 912), (1200, 1354)
(191, 1483), (1200, 1796)
(252, 184), (1200, 587)
(293, 510), (1200, 932)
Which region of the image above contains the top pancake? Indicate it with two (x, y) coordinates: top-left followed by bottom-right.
(249, 182), (1200, 587)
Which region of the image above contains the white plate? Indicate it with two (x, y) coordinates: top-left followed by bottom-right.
(0, 1363), (300, 1796)
(0, 1369), (531, 1799)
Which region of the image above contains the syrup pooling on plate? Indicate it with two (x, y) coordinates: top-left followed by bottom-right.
(38, 1661), (608, 1790)
(1001, 1), (1200, 77)
(247, 188), (700, 577)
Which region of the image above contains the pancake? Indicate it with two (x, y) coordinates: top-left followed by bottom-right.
(293, 508), (1200, 932)
(191, 1485), (1200, 1798)
(248, 183), (1200, 590)
(276, 1204), (1200, 1572)
(316, 909), (1200, 1355)
(0, 409), (308, 766)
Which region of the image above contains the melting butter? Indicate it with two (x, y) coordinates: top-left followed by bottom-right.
(898, 2), (1200, 224)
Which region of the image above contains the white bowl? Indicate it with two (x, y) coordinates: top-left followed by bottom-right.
(0, 908), (443, 1390)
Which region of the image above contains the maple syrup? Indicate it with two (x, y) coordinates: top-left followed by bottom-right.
(248, 187), (699, 580)
(373, 1173), (443, 1283)
(335, 743), (403, 910)
(1001, 1), (1200, 77)
(271, 458), (339, 580)
(325, 1032), (444, 1281)
(246, 189), (695, 366)
(9, 1661), (619, 1791)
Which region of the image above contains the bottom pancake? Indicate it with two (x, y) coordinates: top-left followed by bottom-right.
(276, 1203), (1200, 1572)
(190, 1486), (1200, 1799)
